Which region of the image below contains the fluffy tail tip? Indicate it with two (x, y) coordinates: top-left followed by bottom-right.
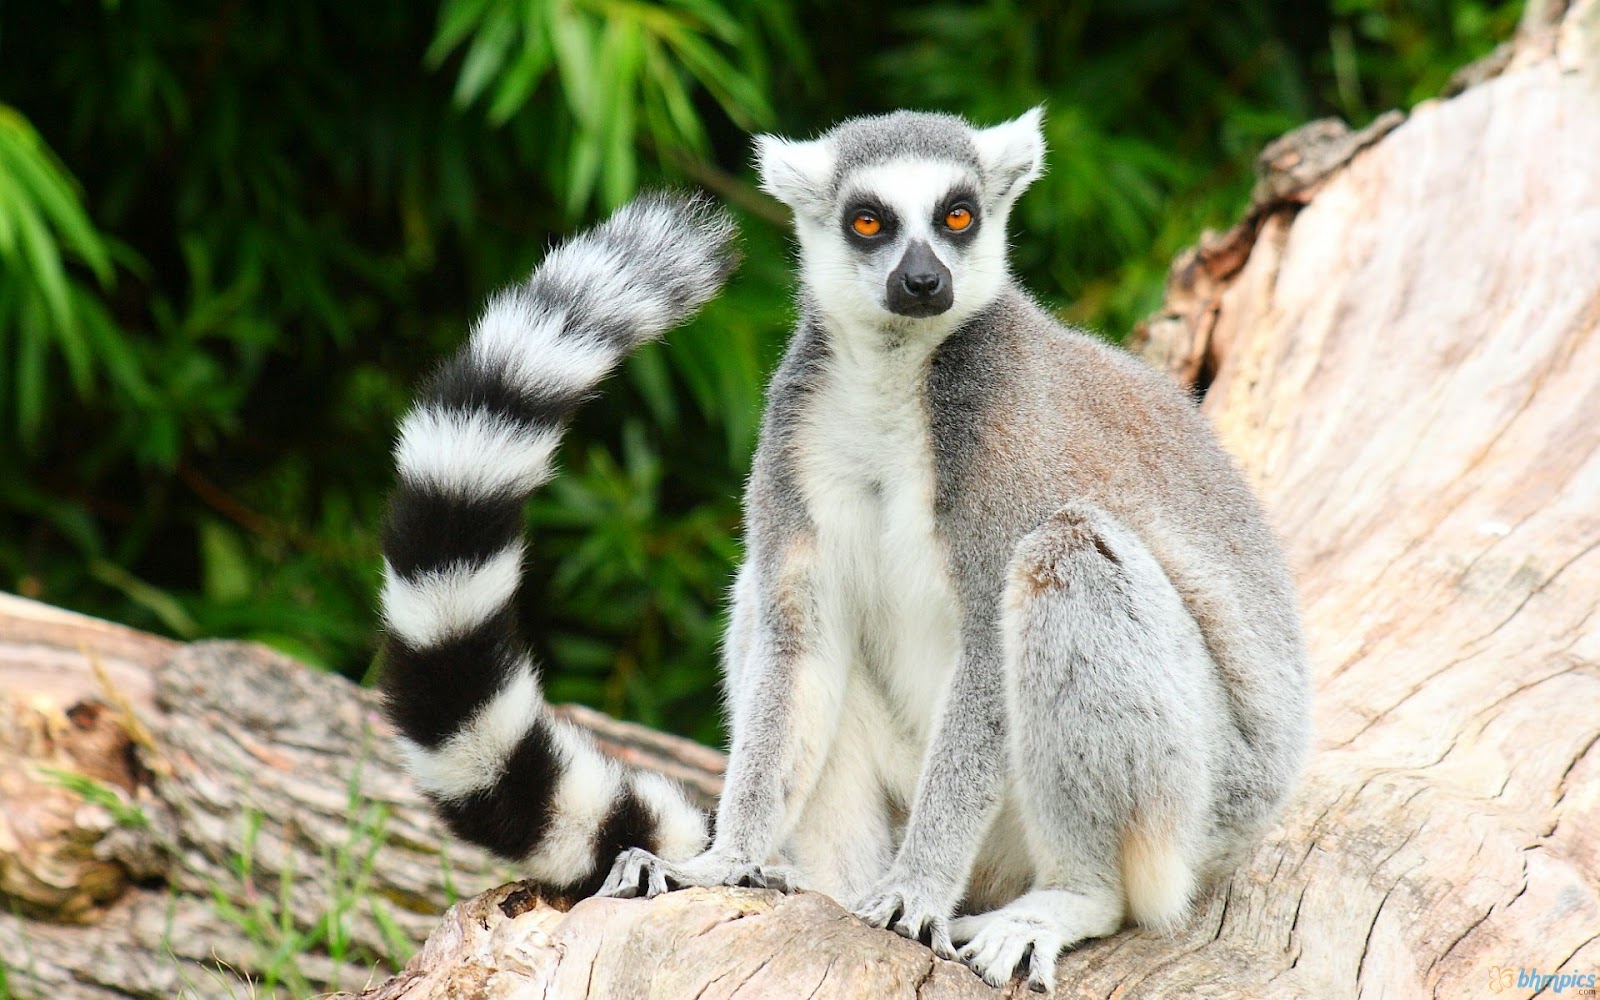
(597, 189), (740, 311)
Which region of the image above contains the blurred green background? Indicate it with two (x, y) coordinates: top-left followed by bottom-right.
(0, 0), (1519, 745)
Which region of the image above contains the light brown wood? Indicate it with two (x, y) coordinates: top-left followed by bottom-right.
(346, 882), (999, 1000)
(4, 1), (1598, 995)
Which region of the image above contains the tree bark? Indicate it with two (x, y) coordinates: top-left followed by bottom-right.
(4, 1), (1599, 996)
(0, 595), (722, 998)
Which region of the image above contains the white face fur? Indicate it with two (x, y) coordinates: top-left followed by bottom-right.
(755, 109), (1046, 343)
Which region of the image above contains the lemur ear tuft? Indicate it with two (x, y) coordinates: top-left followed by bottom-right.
(754, 134), (835, 219)
(974, 106), (1046, 203)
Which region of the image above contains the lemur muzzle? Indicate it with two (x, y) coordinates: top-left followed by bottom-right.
(887, 239), (954, 317)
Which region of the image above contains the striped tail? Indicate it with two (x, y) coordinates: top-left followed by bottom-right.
(379, 193), (735, 896)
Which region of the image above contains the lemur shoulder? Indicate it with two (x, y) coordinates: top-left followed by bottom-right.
(379, 109), (1310, 993)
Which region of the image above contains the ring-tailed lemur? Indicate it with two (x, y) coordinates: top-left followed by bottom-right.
(378, 193), (734, 897)
(596, 110), (1310, 992)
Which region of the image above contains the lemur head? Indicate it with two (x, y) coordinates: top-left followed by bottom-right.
(755, 109), (1044, 337)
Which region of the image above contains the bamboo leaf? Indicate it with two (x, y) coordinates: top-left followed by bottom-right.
(13, 213), (75, 351)
(550, 5), (600, 125)
(15, 298), (47, 445)
(0, 106), (114, 282)
(486, 20), (555, 123)
(454, 10), (517, 107)
(427, 0), (497, 66)
(659, 26), (772, 128)
(600, 20), (642, 207)
(199, 519), (254, 604)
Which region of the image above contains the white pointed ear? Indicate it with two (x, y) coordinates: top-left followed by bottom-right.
(974, 106), (1046, 203)
(754, 134), (836, 218)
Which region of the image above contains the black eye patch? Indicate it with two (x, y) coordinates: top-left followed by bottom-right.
(935, 186), (981, 244)
(841, 198), (900, 249)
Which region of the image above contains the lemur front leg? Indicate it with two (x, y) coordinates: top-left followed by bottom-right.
(852, 619), (1008, 960)
(599, 541), (847, 898)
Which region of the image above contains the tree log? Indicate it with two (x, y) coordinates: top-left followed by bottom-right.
(0, 595), (722, 997)
(4, 1), (1599, 996)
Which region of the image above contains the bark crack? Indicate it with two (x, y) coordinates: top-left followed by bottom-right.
(584, 929), (605, 997)
(912, 953), (938, 999)
(1481, 537), (1600, 643)
(691, 905), (763, 940)
(805, 956), (839, 1000)
(1355, 880), (1401, 989)
(1529, 932), (1600, 998)
(1556, 730), (1600, 799)
(1212, 878), (1236, 943)
(738, 952), (779, 991)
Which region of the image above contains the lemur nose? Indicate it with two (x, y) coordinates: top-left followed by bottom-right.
(885, 238), (954, 317)
(902, 271), (944, 297)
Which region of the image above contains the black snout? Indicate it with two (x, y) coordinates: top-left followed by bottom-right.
(886, 240), (954, 317)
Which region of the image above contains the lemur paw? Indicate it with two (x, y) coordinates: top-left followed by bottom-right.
(954, 916), (1065, 993)
(852, 884), (958, 960)
(597, 847), (800, 899)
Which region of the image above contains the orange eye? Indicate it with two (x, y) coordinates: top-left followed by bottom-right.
(945, 207), (972, 231)
(851, 212), (882, 237)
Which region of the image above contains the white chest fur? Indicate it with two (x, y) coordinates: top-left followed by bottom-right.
(792, 336), (962, 742)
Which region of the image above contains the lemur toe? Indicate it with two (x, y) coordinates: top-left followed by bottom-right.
(958, 924), (1062, 992)
(1025, 941), (1060, 993)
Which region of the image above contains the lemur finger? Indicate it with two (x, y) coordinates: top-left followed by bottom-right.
(596, 851), (638, 898)
(645, 862), (671, 898)
(601, 847), (657, 899)
(624, 853), (656, 896)
(927, 918), (959, 961)
(876, 900), (907, 930)
(890, 909), (925, 941)
(853, 894), (899, 928)
(761, 865), (800, 893)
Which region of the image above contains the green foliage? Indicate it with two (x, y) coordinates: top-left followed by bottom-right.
(0, 105), (131, 446)
(35, 767), (151, 830)
(206, 771), (408, 996)
(427, 0), (791, 211)
(0, 0), (1520, 745)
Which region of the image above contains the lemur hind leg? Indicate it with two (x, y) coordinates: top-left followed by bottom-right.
(956, 502), (1224, 991)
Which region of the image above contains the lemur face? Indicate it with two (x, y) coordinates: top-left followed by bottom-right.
(755, 109), (1045, 336)
(832, 159), (987, 322)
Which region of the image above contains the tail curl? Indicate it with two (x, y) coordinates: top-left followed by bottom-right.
(379, 193), (736, 894)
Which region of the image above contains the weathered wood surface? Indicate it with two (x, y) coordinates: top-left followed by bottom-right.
(349, 882), (1001, 1000)
(1134, 2), (1600, 993)
(4, 1), (1599, 996)
(0, 595), (723, 998)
